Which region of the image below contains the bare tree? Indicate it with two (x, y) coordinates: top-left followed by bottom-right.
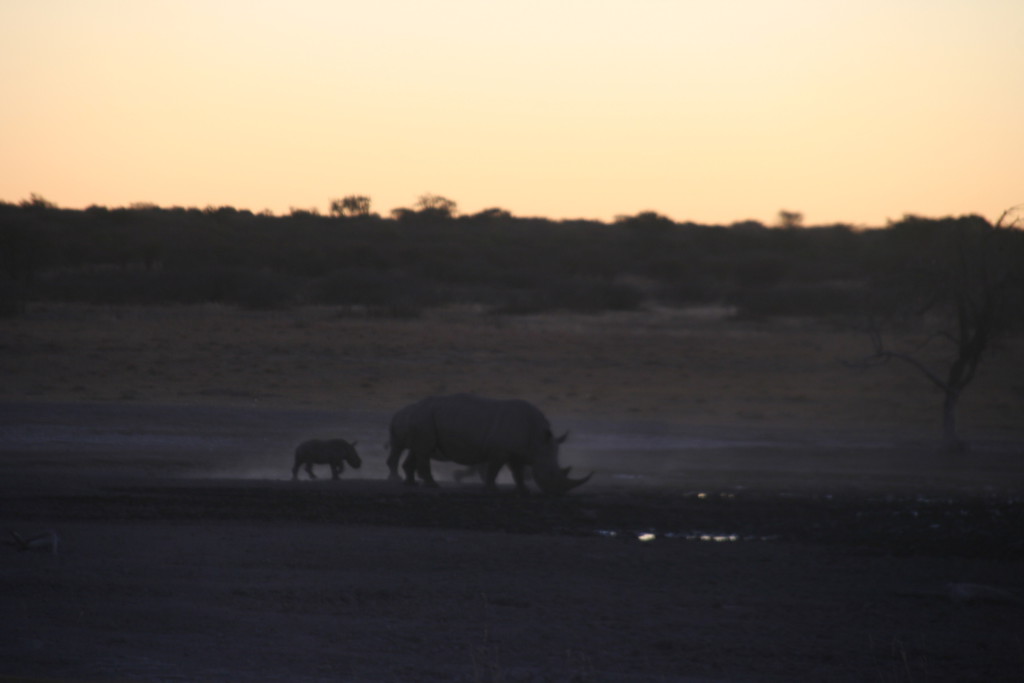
(852, 208), (1024, 452)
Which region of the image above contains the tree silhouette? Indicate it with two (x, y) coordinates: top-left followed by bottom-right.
(777, 210), (804, 229)
(414, 193), (457, 220)
(854, 208), (1024, 452)
(19, 193), (57, 210)
(330, 195), (372, 218)
(469, 207), (513, 224)
(615, 211), (675, 236)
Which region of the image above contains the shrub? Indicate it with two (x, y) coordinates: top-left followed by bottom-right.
(32, 265), (299, 308)
(491, 277), (643, 314)
(730, 282), (864, 318)
(0, 278), (26, 317)
(309, 268), (437, 308)
(228, 269), (296, 310)
(732, 252), (794, 288)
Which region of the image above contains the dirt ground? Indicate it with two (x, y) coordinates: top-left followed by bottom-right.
(2, 304), (1023, 682)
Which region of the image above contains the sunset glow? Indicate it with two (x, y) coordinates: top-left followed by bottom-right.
(2, 0), (1022, 225)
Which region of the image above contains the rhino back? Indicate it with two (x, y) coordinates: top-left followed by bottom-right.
(430, 394), (550, 461)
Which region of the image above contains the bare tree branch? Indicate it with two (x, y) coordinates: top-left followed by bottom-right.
(849, 208), (1024, 452)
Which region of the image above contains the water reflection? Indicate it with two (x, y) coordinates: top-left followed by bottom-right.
(693, 491), (736, 500)
(595, 529), (777, 543)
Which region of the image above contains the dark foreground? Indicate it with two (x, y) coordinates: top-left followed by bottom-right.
(2, 401), (1023, 682)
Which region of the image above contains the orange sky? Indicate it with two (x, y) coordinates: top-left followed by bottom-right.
(2, 0), (1022, 226)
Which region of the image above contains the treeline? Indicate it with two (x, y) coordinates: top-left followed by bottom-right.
(1, 198), (1021, 319)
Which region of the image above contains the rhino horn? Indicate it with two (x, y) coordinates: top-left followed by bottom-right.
(538, 466), (592, 495)
(562, 467), (593, 492)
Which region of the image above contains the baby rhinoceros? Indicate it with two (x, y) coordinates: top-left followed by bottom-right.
(291, 438), (362, 480)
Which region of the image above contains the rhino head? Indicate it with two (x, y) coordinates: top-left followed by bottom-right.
(530, 431), (593, 495)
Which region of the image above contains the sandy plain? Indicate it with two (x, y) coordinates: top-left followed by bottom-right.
(1, 304), (1023, 682)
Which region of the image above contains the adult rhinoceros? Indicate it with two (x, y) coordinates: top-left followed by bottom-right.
(400, 394), (591, 495)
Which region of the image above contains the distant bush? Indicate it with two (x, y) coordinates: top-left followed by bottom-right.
(0, 278), (26, 317)
(491, 277), (643, 314)
(309, 268), (437, 309)
(35, 267), (165, 304)
(646, 258), (725, 305)
(229, 269), (296, 310)
(732, 253), (793, 288)
(34, 265), (297, 308)
(4, 199), (1002, 319)
(730, 282), (865, 318)
(655, 280), (722, 306)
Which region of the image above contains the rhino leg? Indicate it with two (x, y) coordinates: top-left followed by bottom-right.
(401, 452), (418, 486)
(482, 460), (505, 493)
(305, 462), (317, 479)
(508, 461), (530, 496)
(386, 445), (404, 482)
(331, 462), (342, 480)
(412, 447), (439, 488)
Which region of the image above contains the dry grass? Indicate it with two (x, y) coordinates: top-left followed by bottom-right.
(2, 303), (1022, 438)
